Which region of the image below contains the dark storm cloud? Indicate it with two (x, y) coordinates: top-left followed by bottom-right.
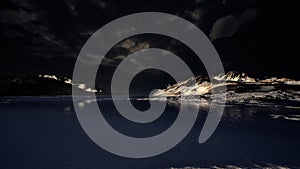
(179, 0), (258, 41)
(1, 0), (298, 81)
(0, 0), (119, 75)
(2, 0), (256, 75)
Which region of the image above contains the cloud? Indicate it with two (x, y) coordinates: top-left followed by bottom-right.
(117, 39), (150, 54)
(209, 15), (240, 41)
(178, 0), (258, 41)
(194, 0), (205, 4)
(209, 8), (257, 41)
(114, 55), (126, 60)
(239, 8), (258, 24)
(1, 0), (260, 78)
(222, 0), (230, 5)
(0, 9), (37, 25)
(96, 38), (151, 67)
(77, 37), (151, 68)
(188, 9), (203, 21)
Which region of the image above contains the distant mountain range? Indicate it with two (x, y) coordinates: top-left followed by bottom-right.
(0, 73), (101, 96)
(2, 71), (300, 100)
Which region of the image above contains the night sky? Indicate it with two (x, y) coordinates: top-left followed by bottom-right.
(0, 0), (298, 92)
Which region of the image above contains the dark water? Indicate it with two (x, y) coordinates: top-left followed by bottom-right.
(0, 96), (300, 169)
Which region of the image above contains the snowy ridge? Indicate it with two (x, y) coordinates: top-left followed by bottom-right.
(153, 71), (300, 105)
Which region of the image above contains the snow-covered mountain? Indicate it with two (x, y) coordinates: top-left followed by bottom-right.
(153, 71), (300, 105)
